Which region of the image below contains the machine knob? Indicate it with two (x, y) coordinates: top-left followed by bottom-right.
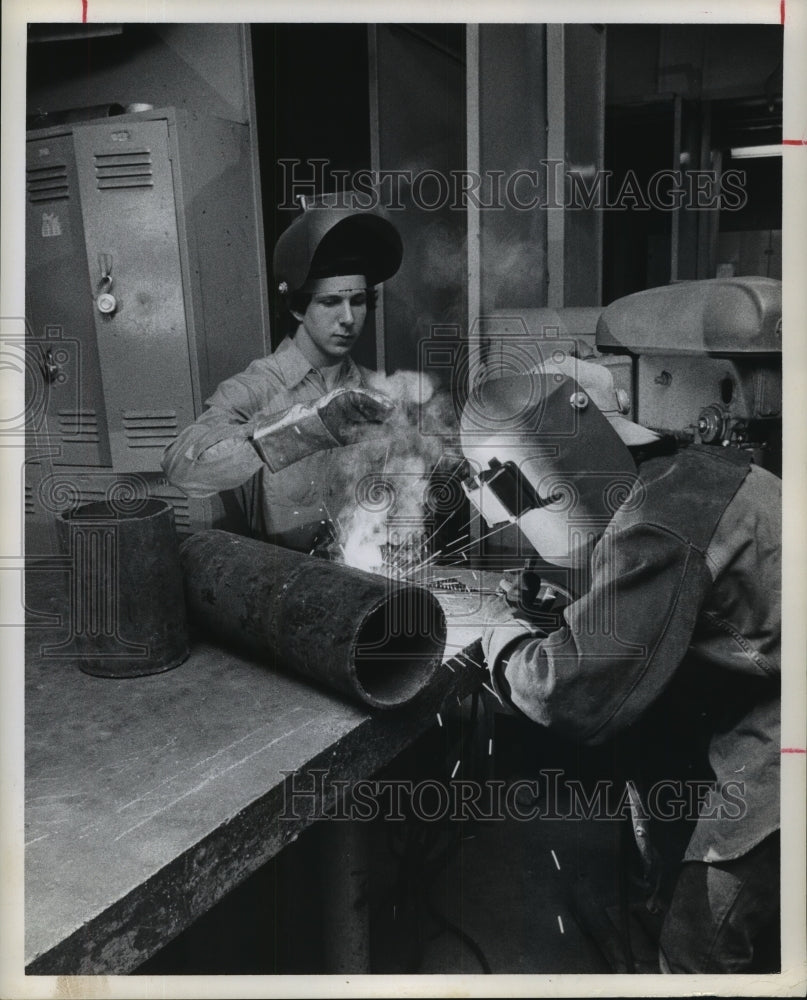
(697, 404), (728, 444)
(96, 292), (117, 315)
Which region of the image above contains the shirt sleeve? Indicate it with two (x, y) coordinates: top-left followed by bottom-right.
(161, 369), (271, 497)
(482, 521), (714, 745)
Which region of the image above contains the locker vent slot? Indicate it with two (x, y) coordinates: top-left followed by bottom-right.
(95, 150), (154, 190)
(122, 411), (179, 448)
(25, 484), (35, 516)
(151, 493), (191, 530)
(27, 164), (69, 202)
(58, 409), (100, 444)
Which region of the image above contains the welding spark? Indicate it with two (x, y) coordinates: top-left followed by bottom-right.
(456, 651), (484, 670)
(481, 682), (503, 704)
(441, 522), (512, 561)
(400, 549), (443, 580)
(417, 514), (456, 558)
(321, 499), (344, 535)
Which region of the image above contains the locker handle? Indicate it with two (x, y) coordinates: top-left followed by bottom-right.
(41, 347), (61, 384)
(96, 255), (117, 316)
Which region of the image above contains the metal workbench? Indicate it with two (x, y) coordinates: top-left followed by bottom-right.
(24, 565), (485, 974)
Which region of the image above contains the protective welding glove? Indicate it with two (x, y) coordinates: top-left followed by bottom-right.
(480, 565), (569, 710)
(496, 559), (545, 622)
(250, 387), (394, 472)
(477, 592), (536, 715)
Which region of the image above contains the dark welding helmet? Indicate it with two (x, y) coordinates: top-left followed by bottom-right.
(460, 357), (656, 565)
(273, 205), (403, 295)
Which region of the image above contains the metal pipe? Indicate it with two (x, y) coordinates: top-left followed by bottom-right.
(179, 530), (447, 710)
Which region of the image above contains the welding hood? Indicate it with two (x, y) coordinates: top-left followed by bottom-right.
(460, 368), (641, 565)
(273, 205), (403, 294)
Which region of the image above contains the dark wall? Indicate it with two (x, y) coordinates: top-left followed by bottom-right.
(374, 25), (467, 380)
(478, 24), (547, 313)
(603, 23), (783, 302)
(251, 23), (372, 356)
(27, 24), (250, 123)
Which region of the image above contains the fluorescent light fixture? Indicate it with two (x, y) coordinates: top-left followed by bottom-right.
(730, 144), (783, 159)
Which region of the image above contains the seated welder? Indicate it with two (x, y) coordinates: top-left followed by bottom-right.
(461, 355), (781, 974)
(162, 203), (403, 554)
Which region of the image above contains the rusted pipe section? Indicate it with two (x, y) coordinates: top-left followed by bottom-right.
(179, 530), (447, 710)
(56, 499), (189, 678)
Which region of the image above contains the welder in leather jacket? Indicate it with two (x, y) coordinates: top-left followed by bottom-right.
(461, 355), (780, 974)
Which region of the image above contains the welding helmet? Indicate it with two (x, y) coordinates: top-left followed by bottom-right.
(273, 203), (403, 295)
(460, 357), (658, 566)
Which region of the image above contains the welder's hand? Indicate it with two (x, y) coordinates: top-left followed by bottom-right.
(496, 560), (545, 621)
(316, 387), (395, 444)
(478, 591), (517, 628)
(250, 389), (393, 471)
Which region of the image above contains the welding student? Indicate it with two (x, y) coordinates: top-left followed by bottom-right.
(461, 356), (780, 974)
(162, 205), (403, 553)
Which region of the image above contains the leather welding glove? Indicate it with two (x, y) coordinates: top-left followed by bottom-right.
(250, 387), (394, 472)
(480, 567), (569, 710)
(318, 387), (395, 442)
(497, 559), (545, 622)
(476, 592), (536, 714)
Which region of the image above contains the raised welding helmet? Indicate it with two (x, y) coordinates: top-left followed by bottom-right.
(460, 357), (658, 566)
(273, 203), (403, 295)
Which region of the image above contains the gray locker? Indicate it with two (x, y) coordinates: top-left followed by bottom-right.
(26, 129), (112, 468)
(72, 116), (197, 472)
(25, 107), (269, 546)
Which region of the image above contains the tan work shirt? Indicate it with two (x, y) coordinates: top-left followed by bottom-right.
(162, 337), (380, 547)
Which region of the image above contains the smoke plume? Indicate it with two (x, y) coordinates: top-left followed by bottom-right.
(333, 369), (461, 576)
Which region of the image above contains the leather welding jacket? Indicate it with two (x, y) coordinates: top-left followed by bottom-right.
(162, 336), (382, 548)
(483, 445), (780, 864)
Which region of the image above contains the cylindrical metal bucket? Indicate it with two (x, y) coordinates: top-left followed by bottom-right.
(179, 530), (447, 710)
(55, 499), (189, 678)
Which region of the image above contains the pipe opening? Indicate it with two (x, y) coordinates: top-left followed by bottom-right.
(353, 588), (446, 707)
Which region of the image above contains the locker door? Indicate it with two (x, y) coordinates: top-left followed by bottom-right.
(26, 130), (112, 467)
(72, 117), (196, 472)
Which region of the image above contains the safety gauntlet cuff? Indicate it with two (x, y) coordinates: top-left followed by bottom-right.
(481, 620), (543, 713)
(250, 402), (340, 472)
